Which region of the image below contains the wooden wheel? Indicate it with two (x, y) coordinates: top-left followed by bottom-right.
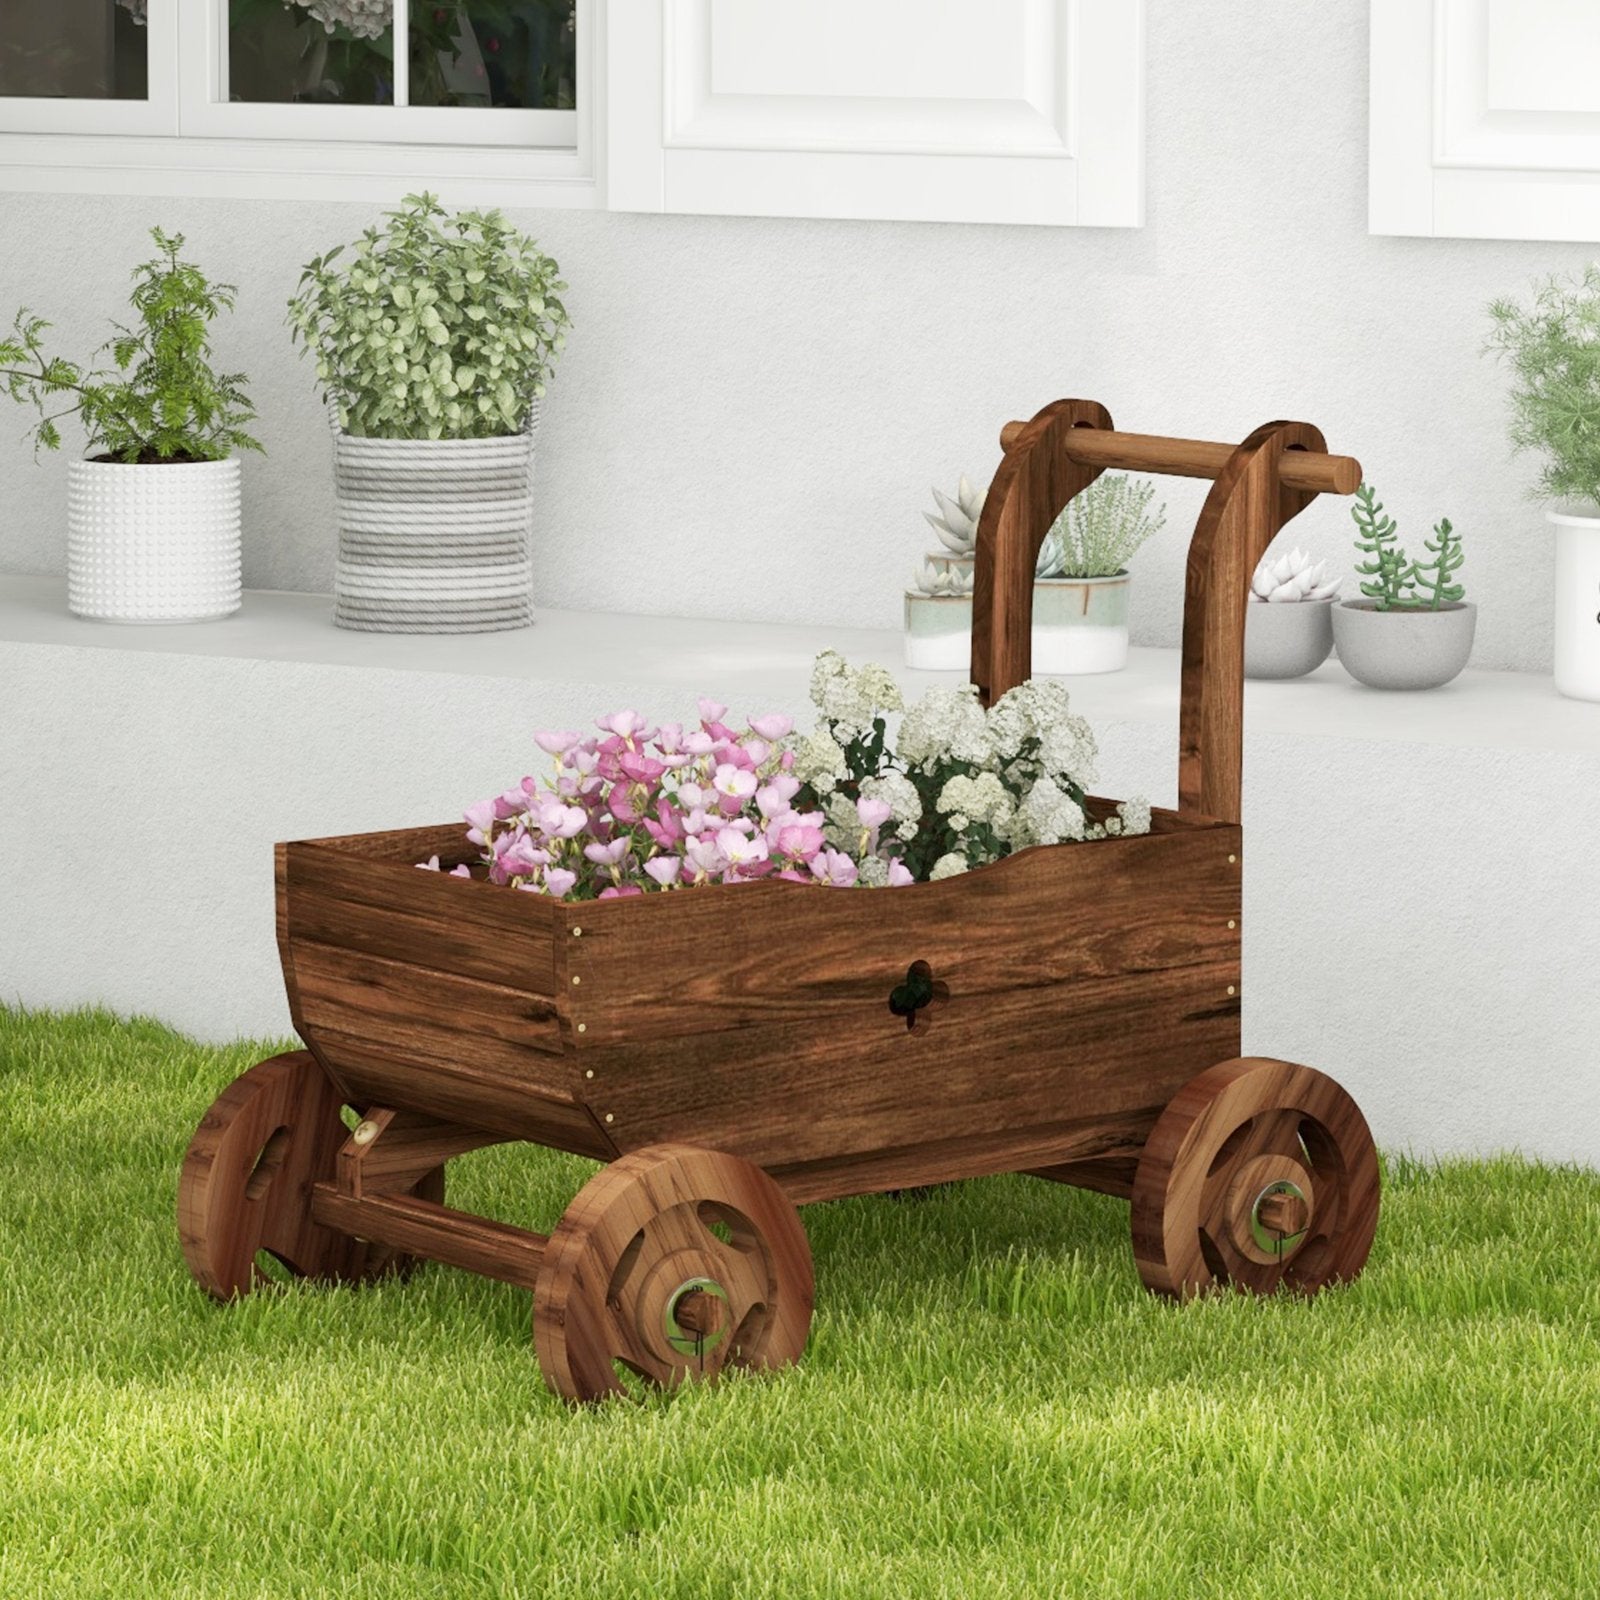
(178, 1051), (444, 1300)
(534, 1143), (814, 1403)
(1131, 1056), (1379, 1299)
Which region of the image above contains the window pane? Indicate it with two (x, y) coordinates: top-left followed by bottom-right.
(0, 0), (148, 100)
(228, 0), (395, 105)
(409, 1), (575, 109)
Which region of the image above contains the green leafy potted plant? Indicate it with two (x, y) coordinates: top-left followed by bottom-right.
(1244, 546), (1342, 680)
(1033, 473), (1164, 674)
(0, 228), (260, 623)
(1487, 266), (1600, 701)
(1331, 484), (1475, 690)
(288, 192), (570, 634)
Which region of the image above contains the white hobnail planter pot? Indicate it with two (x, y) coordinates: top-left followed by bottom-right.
(332, 401), (540, 634)
(1548, 507), (1600, 702)
(1031, 573), (1131, 675)
(66, 457), (241, 624)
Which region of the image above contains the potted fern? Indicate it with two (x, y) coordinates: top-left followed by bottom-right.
(1033, 473), (1165, 673)
(1331, 484), (1475, 690)
(0, 228), (260, 623)
(289, 193), (570, 634)
(1487, 267), (1600, 701)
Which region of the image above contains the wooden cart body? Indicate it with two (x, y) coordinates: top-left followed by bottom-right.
(278, 802), (1241, 1206)
(182, 401), (1382, 1402)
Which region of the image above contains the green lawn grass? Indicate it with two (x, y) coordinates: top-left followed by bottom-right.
(3, 1006), (1599, 1599)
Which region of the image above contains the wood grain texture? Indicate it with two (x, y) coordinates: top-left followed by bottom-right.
(568, 820), (1241, 1185)
(970, 397), (1113, 705)
(177, 1052), (443, 1300)
(334, 1107), (510, 1200)
(1130, 1056), (1380, 1299)
(994, 422), (1361, 495)
(534, 1143), (813, 1404)
(1178, 422), (1335, 825)
(310, 1186), (548, 1291)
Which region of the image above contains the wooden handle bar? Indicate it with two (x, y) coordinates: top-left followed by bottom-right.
(997, 421), (1360, 496)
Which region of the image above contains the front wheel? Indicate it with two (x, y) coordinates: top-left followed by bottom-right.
(1131, 1056), (1379, 1299)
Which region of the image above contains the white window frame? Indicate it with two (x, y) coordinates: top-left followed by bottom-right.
(0, 0), (597, 205)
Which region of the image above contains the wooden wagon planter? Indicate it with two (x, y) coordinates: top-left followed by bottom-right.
(179, 399), (1381, 1402)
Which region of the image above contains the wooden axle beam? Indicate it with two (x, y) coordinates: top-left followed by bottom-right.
(310, 1184), (549, 1291)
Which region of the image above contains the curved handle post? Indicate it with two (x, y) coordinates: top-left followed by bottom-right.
(970, 398), (1113, 706)
(1179, 421), (1350, 825)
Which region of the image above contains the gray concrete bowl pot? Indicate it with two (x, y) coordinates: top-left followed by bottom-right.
(1331, 600), (1477, 690)
(1244, 597), (1335, 680)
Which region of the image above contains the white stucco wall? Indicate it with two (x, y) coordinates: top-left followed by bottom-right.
(0, 1), (1592, 672)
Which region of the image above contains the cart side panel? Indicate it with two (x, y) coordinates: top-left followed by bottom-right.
(571, 817), (1242, 1184)
(277, 837), (613, 1157)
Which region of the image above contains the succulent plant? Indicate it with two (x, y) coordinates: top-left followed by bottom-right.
(925, 473), (1055, 576)
(925, 475), (986, 556)
(910, 560), (976, 598)
(1250, 547), (1343, 603)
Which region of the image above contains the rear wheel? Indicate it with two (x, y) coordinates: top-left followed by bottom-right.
(1131, 1056), (1379, 1299)
(178, 1051), (443, 1300)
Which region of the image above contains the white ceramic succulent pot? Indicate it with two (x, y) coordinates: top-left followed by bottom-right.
(903, 591), (972, 670)
(1031, 573), (1130, 675)
(1547, 507), (1600, 702)
(1331, 600), (1477, 690)
(332, 400), (540, 634)
(1244, 597), (1336, 680)
(66, 456), (241, 623)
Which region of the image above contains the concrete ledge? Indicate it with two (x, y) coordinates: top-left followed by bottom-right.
(4, 574), (1598, 1167)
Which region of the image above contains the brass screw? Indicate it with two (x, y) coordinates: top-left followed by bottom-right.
(572, 926), (583, 938)
(1227, 984), (1237, 996)
(585, 1068), (595, 1079)
(352, 1119), (379, 1146)
(577, 1023), (587, 1035)
(1228, 854), (1238, 865)
(1227, 919), (1237, 929)
(604, 1112), (614, 1124)
(571, 974), (581, 986)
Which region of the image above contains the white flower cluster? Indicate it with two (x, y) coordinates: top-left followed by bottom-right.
(897, 683), (992, 768)
(293, 0), (392, 39)
(860, 771), (922, 836)
(809, 650), (902, 738)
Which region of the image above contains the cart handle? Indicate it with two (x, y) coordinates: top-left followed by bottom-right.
(969, 399), (1361, 827)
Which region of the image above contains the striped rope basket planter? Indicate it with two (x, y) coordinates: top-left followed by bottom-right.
(329, 400), (542, 634)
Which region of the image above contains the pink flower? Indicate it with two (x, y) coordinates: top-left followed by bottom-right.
(749, 713), (792, 741)
(755, 784), (790, 820)
(810, 848), (859, 888)
(598, 884), (644, 898)
(449, 864), (472, 879)
(683, 730), (717, 756)
(684, 837), (727, 880)
(619, 751), (667, 784)
(644, 802), (686, 850)
(775, 822), (824, 859)
(697, 697), (728, 724)
(712, 764), (758, 806)
(534, 729), (581, 756)
(537, 802), (588, 839)
(856, 796), (893, 831)
(417, 855), (442, 871)
(497, 835), (550, 877)
(464, 799), (497, 844)
(596, 710), (655, 742)
(644, 855), (682, 887)
(495, 787), (528, 820)
(543, 867), (577, 897)
(717, 828), (769, 871)
(887, 859), (914, 887)
(584, 838), (629, 867)
(741, 738), (772, 768)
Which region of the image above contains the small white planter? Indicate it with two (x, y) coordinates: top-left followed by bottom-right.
(1031, 573), (1130, 675)
(1548, 507), (1600, 702)
(903, 591), (971, 670)
(1332, 600), (1477, 690)
(1244, 597), (1336, 680)
(66, 457), (241, 624)
(332, 402), (540, 634)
